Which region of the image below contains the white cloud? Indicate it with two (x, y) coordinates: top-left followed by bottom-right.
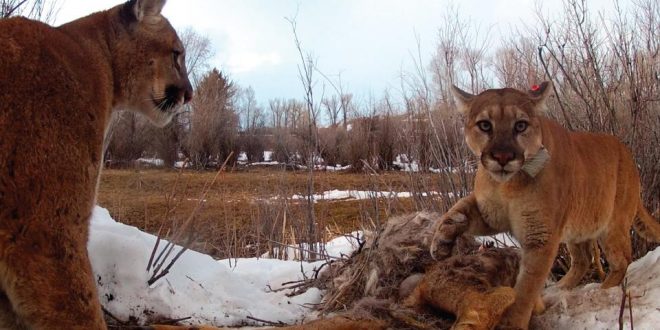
(54, 0), (632, 106)
(227, 51), (282, 73)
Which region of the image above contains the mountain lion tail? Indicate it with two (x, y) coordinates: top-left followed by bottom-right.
(633, 204), (660, 242)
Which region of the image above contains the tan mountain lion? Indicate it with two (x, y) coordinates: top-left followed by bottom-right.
(430, 82), (660, 329)
(0, 0), (192, 328)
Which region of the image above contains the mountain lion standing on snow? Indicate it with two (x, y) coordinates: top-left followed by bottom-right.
(430, 82), (660, 329)
(0, 0), (192, 328)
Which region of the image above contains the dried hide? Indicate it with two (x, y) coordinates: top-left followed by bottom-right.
(320, 211), (480, 312)
(317, 211), (532, 329)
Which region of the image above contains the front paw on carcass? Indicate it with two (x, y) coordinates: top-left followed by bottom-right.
(430, 211), (467, 260)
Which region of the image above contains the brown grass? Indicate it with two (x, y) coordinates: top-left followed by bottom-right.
(96, 167), (442, 259)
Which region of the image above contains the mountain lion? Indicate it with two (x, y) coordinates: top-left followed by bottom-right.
(0, 0), (192, 328)
(430, 82), (660, 329)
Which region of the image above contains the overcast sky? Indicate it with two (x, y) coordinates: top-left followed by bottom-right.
(54, 0), (624, 107)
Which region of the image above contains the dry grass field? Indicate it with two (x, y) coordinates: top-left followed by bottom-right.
(97, 167), (449, 259)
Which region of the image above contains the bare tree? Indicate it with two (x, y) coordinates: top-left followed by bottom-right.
(1, 0), (61, 23)
(186, 68), (238, 168)
(285, 13), (324, 259)
(429, 5), (464, 103)
(321, 95), (341, 127)
(179, 27), (214, 86)
(237, 86), (266, 162)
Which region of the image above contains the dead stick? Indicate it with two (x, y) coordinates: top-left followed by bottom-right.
(246, 315), (286, 326)
(266, 239), (343, 260)
(151, 228), (172, 269)
(102, 306), (126, 325)
(151, 242), (175, 279)
(148, 246), (189, 286)
(628, 291), (633, 330)
(619, 279), (627, 330)
(156, 316), (192, 325)
(148, 154), (232, 286)
(146, 224), (164, 272)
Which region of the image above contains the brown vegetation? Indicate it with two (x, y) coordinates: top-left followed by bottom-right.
(96, 168), (449, 259)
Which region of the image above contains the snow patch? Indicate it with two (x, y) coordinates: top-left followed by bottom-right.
(532, 246), (660, 329)
(87, 206), (660, 329)
(290, 189), (441, 203)
(136, 158), (164, 167)
(88, 206), (324, 326)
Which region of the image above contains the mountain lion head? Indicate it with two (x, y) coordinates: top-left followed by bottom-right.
(451, 82), (552, 182)
(108, 0), (193, 126)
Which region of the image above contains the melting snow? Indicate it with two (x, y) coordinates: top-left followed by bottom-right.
(88, 206), (660, 328)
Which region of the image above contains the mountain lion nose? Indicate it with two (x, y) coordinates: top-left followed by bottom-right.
(183, 81), (193, 104)
(491, 151), (515, 166)
(183, 88), (193, 104)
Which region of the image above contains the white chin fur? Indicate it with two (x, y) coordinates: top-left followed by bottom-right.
(489, 170), (517, 182)
(484, 159), (521, 181)
(144, 108), (175, 127)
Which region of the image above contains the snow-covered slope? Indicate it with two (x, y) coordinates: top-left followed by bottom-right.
(533, 247), (660, 329)
(88, 206), (330, 326)
(89, 206), (660, 328)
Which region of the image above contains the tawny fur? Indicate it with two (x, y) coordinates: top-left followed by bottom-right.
(148, 316), (387, 330)
(405, 247), (543, 330)
(431, 82), (660, 329)
(0, 0), (192, 328)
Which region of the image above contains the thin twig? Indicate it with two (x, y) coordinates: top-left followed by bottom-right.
(148, 246), (189, 285)
(3, 0), (29, 18)
(619, 278), (627, 330)
(155, 316), (192, 325)
(266, 239), (343, 260)
(628, 289), (634, 330)
(102, 306), (126, 325)
(246, 315), (287, 327)
(147, 154), (232, 286)
(146, 225), (163, 272)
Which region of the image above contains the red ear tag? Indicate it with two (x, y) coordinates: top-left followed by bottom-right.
(531, 84), (540, 91)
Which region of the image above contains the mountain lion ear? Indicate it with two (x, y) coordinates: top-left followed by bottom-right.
(528, 81), (553, 113)
(451, 85), (475, 114)
(127, 0), (167, 22)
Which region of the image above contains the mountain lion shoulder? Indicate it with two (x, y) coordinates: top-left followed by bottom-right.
(0, 0), (192, 328)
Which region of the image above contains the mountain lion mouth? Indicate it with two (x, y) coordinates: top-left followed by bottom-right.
(153, 96), (177, 113)
(154, 85), (186, 113)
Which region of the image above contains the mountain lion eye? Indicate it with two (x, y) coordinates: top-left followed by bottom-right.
(514, 121), (528, 133)
(172, 50), (182, 70)
(477, 120), (492, 132)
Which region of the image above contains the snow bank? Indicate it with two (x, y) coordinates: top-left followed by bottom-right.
(393, 155), (420, 172)
(533, 246), (660, 329)
(136, 158), (165, 167)
(290, 189), (441, 202)
(88, 206), (324, 326)
(324, 164), (351, 172)
(88, 205), (660, 329)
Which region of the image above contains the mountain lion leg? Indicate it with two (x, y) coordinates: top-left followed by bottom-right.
(592, 241), (606, 281)
(431, 194), (497, 259)
(500, 239), (559, 329)
(556, 241), (591, 289)
(1, 224), (105, 329)
(598, 226), (632, 289)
